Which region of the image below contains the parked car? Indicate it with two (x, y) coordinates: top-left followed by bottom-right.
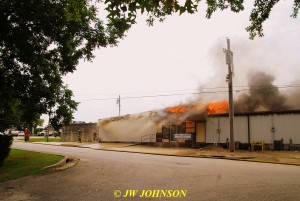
(48, 131), (54, 137)
(18, 131), (25, 136)
(10, 130), (21, 137)
(37, 130), (48, 136)
(53, 132), (60, 137)
(38, 130), (54, 136)
(37, 130), (45, 136)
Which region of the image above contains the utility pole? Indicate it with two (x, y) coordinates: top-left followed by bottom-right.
(116, 95), (121, 117)
(224, 38), (235, 152)
(46, 108), (51, 142)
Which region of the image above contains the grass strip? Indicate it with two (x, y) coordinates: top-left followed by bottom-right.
(0, 149), (64, 182)
(28, 137), (61, 142)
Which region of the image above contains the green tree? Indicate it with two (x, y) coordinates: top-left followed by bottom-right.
(0, 0), (129, 128)
(50, 86), (78, 131)
(1, 0), (299, 129)
(103, 0), (299, 39)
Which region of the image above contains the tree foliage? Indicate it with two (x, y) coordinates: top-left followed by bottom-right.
(1, 0), (298, 130)
(0, 134), (13, 167)
(50, 86), (78, 131)
(0, 0), (129, 130)
(102, 0), (299, 39)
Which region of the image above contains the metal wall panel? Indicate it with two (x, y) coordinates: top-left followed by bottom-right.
(219, 117), (230, 143)
(233, 116), (248, 143)
(249, 115), (273, 143)
(206, 117), (219, 143)
(274, 114), (300, 144)
(206, 117), (230, 144)
(207, 113), (300, 145)
(206, 116), (248, 143)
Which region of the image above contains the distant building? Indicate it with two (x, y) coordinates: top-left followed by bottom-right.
(72, 121), (86, 124)
(61, 122), (98, 142)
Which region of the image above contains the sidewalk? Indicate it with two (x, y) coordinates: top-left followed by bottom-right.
(29, 141), (300, 166)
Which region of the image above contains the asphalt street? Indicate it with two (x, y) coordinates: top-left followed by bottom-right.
(0, 142), (300, 201)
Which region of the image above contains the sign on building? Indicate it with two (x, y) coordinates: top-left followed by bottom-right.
(174, 133), (192, 140)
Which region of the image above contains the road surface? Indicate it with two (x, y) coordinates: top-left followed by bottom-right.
(0, 142), (300, 201)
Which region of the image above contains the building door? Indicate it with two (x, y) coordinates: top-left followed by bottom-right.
(196, 123), (205, 142)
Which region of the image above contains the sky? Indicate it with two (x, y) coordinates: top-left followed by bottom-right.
(60, 1), (300, 123)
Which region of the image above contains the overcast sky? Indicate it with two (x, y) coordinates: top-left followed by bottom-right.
(61, 1), (300, 123)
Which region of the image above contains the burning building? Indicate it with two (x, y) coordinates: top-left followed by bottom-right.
(98, 101), (227, 144)
(97, 99), (300, 150)
(64, 71), (300, 150)
(61, 100), (300, 150)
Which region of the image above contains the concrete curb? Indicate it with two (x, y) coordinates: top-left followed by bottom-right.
(61, 143), (94, 148)
(42, 156), (80, 170)
(61, 144), (80, 147)
(31, 142), (61, 146)
(42, 156), (69, 170)
(235, 158), (300, 166)
(90, 148), (198, 158)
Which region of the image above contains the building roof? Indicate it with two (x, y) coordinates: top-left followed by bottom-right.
(207, 109), (300, 117)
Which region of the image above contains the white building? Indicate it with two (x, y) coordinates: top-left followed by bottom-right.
(206, 110), (300, 150)
(97, 110), (300, 150)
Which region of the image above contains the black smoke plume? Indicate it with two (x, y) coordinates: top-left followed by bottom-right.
(234, 70), (289, 112)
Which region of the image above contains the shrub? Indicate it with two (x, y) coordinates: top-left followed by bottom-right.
(0, 135), (13, 166)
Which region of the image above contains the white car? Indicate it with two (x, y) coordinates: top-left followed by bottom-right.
(37, 130), (44, 136)
(6, 130), (21, 137)
(37, 130), (46, 136)
(37, 130), (53, 136)
(18, 131), (25, 136)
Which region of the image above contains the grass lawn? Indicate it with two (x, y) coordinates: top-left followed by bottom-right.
(28, 137), (61, 142)
(0, 149), (64, 183)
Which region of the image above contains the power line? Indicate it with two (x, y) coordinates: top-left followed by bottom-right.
(235, 84), (300, 92)
(76, 83), (300, 102)
(74, 86), (228, 97)
(77, 84), (300, 102)
(75, 83), (300, 98)
(78, 90), (229, 102)
(77, 97), (118, 101)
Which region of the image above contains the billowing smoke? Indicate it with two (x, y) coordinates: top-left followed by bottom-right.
(156, 36), (300, 117)
(234, 70), (289, 112)
(285, 79), (300, 109)
(156, 69), (300, 121)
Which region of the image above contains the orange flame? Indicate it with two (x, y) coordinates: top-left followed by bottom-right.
(207, 101), (228, 114)
(165, 101), (228, 115)
(165, 105), (187, 114)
